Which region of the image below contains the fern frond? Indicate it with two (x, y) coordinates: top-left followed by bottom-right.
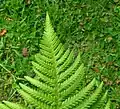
(57, 50), (74, 74)
(33, 68), (54, 87)
(32, 61), (53, 78)
(40, 48), (53, 58)
(105, 100), (111, 109)
(57, 48), (70, 66)
(24, 76), (54, 94)
(18, 89), (53, 109)
(0, 12), (110, 109)
(91, 91), (108, 109)
(59, 64), (85, 101)
(54, 43), (63, 55)
(0, 103), (11, 109)
(59, 64), (84, 92)
(3, 101), (27, 109)
(39, 43), (52, 52)
(19, 83), (54, 104)
(77, 82), (103, 109)
(61, 78), (96, 109)
(58, 52), (81, 83)
(35, 53), (53, 65)
(55, 45), (65, 60)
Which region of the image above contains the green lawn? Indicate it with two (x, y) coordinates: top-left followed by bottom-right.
(0, 0), (120, 108)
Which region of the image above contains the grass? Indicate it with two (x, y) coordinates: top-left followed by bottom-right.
(0, 0), (120, 108)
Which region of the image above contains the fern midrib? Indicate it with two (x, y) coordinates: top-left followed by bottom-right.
(50, 38), (60, 109)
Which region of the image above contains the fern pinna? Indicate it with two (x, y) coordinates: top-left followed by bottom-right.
(0, 13), (110, 109)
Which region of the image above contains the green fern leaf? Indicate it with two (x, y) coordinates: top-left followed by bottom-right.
(2, 101), (27, 109)
(0, 12), (110, 109)
(76, 82), (103, 109)
(91, 91), (108, 109)
(105, 100), (111, 109)
(0, 103), (11, 109)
